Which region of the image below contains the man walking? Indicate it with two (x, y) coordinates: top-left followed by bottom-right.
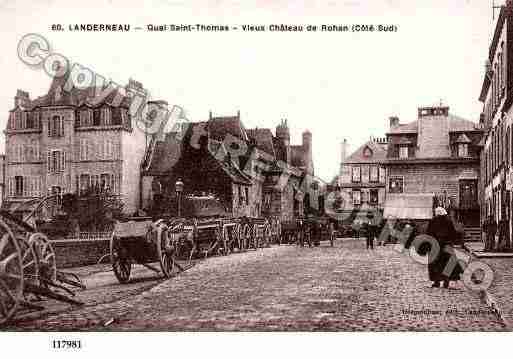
(483, 215), (497, 252)
(365, 213), (375, 250)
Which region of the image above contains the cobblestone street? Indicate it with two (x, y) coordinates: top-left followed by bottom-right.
(4, 239), (506, 331)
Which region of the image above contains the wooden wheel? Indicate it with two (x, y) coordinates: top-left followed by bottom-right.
(263, 223), (272, 248)
(236, 224), (245, 252)
(157, 227), (175, 279)
(244, 224), (255, 250)
(0, 218), (24, 325)
(221, 225), (230, 256)
(110, 234), (131, 284)
(27, 233), (56, 284)
(18, 236), (39, 286)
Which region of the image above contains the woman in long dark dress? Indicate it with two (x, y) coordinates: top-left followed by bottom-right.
(426, 207), (462, 288)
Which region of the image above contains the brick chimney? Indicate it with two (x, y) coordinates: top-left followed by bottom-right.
(341, 138), (348, 163)
(389, 116), (400, 129)
(14, 89), (30, 108)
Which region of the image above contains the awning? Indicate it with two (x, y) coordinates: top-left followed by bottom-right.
(383, 193), (434, 220)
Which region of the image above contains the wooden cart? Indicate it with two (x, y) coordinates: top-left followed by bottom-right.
(0, 211), (85, 326)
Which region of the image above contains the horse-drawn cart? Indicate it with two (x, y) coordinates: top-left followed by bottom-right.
(110, 195), (275, 284)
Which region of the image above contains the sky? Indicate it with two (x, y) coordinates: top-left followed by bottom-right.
(0, 0), (500, 182)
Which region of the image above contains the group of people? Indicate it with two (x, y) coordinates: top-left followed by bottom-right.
(482, 215), (510, 252)
(358, 207), (464, 289)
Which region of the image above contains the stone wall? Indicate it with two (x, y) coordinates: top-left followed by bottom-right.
(52, 239), (110, 268)
(388, 163), (480, 207)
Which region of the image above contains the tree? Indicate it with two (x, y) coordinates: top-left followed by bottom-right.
(62, 189), (124, 232)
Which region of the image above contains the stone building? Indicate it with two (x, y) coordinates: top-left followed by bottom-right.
(141, 114), (315, 220)
(0, 154), (4, 207)
(479, 1), (513, 248)
(3, 78), (147, 217)
(336, 137), (388, 218)
(384, 106), (483, 229)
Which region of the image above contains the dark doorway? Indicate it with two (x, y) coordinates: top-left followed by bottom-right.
(459, 179), (479, 226)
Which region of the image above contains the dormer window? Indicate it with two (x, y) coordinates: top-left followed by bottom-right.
(48, 115), (64, 137)
(458, 143), (468, 158)
(399, 145), (409, 159)
(454, 133), (471, 158)
(363, 146), (373, 158)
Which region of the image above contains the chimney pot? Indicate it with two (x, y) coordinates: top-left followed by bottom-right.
(389, 116), (400, 129)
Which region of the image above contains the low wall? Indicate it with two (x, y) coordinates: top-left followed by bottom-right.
(52, 238), (110, 268)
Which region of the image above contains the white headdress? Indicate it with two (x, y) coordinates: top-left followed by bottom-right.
(434, 207), (447, 216)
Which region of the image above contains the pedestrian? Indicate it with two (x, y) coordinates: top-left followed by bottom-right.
(426, 207), (463, 289)
(365, 213), (375, 250)
(498, 216), (509, 251)
(484, 215), (497, 252)
(329, 221), (335, 247)
(403, 220), (417, 249)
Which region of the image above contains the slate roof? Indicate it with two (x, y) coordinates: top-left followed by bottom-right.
(290, 145), (306, 168)
(388, 113), (481, 135)
(246, 128), (276, 157)
(207, 116), (248, 142)
(12, 75), (131, 111)
(344, 140), (388, 164)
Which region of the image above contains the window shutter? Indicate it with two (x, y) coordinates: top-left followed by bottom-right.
(47, 151), (51, 173)
(61, 151), (65, 172)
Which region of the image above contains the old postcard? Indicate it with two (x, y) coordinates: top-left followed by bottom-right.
(0, 0), (512, 356)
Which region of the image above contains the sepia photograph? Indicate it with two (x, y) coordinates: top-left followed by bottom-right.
(1, 0), (513, 356)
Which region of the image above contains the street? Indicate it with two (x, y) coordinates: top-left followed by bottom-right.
(4, 239), (506, 331)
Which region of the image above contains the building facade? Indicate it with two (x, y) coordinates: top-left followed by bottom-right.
(336, 137), (388, 217)
(3, 78), (147, 217)
(385, 106), (483, 228)
(141, 114), (315, 220)
(479, 1), (513, 248)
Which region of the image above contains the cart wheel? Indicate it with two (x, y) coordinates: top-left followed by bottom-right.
(252, 225), (260, 249)
(158, 229), (175, 279)
(236, 224), (245, 252)
(28, 233), (56, 284)
(0, 219), (24, 325)
(263, 224), (272, 248)
(244, 224), (255, 250)
(110, 234), (131, 284)
(18, 236), (39, 286)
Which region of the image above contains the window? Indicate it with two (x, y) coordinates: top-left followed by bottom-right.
(389, 177), (403, 194)
(48, 116), (64, 137)
(238, 185), (244, 205)
(79, 174), (90, 195)
(458, 143), (468, 158)
(15, 176), (23, 196)
(361, 165), (369, 183)
(370, 189), (379, 205)
(79, 109), (92, 127)
(351, 166), (361, 183)
(102, 107), (111, 125)
(80, 139), (90, 161)
(399, 145), (409, 159)
(379, 167), (386, 183)
(93, 109), (101, 126)
(352, 190), (361, 205)
(100, 139), (116, 160)
(47, 150), (65, 173)
(370, 166), (379, 182)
